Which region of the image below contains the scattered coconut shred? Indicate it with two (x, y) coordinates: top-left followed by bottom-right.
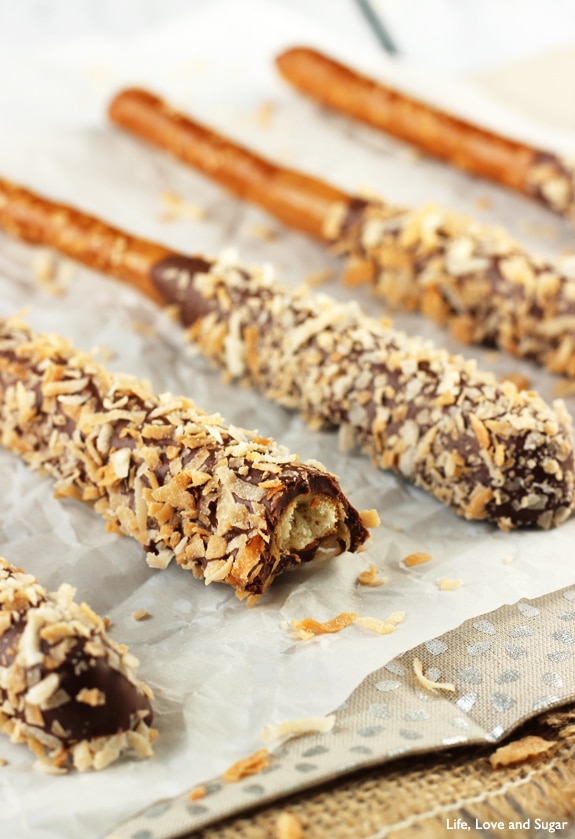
(222, 748), (271, 782)
(402, 552), (431, 568)
(290, 610), (404, 641)
(490, 735), (557, 768)
(357, 563), (387, 586)
(159, 190), (206, 222)
(188, 784), (207, 801)
(276, 811), (304, 839)
(437, 576), (463, 591)
(260, 714), (336, 743)
(31, 248), (75, 296)
(413, 657), (456, 693)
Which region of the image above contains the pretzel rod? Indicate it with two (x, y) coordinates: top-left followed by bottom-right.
(0, 557), (154, 772)
(108, 89), (347, 240)
(276, 46), (575, 224)
(0, 316), (369, 601)
(0, 181), (573, 529)
(107, 89), (575, 378)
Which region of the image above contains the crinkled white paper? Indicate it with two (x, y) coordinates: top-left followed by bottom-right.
(0, 3), (574, 838)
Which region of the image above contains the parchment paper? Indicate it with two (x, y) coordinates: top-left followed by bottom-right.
(0, 2), (574, 838)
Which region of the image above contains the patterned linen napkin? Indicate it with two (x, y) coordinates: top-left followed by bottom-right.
(104, 584), (575, 839)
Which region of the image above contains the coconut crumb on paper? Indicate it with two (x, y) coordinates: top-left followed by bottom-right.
(303, 268), (336, 287)
(437, 577), (463, 591)
(413, 657), (455, 693)
(400, 147), (423, 164)
(291, 612), (357, 640)
(32, 248), (56, 283)
(520, 221), (559, 241)
(276, 811), (304, 839)
(129, 319), (157, 337)
(248, 223), (278, 242)
(96, 344), (117, 363)
(291, 610), (405, 640)
(222, 748), (271, 782)
(359, 508), (380, 529)
(355, 612), (405, 635)
(159, 190), (206, 222)
(552, 379), (575, 398)
(357, 564), (387, 587)
(489, 735), (557, 768)
(260, 714), (335, 743)
(32, 249), (74, 296)
(474, 195), (492, 211)
(402, 552), (432, 568)
(256, 101), (277, 128)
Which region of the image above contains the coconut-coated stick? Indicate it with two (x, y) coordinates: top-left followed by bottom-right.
(0, 176), (573, 530)
(107, 88), (575, 379)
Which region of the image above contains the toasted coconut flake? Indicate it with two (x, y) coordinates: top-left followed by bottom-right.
(76, 688), (106, 707)
(357, 564), (387, 587)
(276, 811), (303, 839)
(32, 249), (56, 285)
(291, 612), (357, 640)
(249, 223), (277, 242)
(359, 508), (380, 529)
(490, 735), (557, 768)
(188, 784), (207, 801)
(159, 190), (206, 222)
(222, 747), (271, 782)
(402, 552), (432, 568)
(256, 101), (277, 128)
(260, 714), (335, 743)
(355, 612), (404, 635)
(413, 657), (455, 693)
(304, 268), (336, 286)
(437, 577), (463, 591)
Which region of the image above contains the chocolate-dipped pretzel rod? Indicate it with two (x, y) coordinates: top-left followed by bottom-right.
(107, 89), (575, 379)
(0, 183), (572, 529)
(0, 557), (154, 772)
(0, 317), (370, 600)
(276, 46), (575, 225)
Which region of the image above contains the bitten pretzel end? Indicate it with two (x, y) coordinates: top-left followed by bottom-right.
(0, 316), (371, 599)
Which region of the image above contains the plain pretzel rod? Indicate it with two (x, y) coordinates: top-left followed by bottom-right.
(276, 46), (575, 224)
(0, 176), (573, 530)
(108, 88), (575, 379)
(109, 88), (347, 241)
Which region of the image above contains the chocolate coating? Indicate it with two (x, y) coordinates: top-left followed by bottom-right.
(0, 318), (370, 598)
(149, 253), (575, 530)
(0, 559), (154, 770)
